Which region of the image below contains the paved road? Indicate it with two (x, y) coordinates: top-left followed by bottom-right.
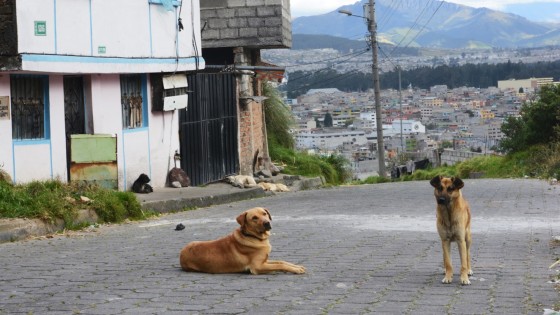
(1, 179), (559, 314)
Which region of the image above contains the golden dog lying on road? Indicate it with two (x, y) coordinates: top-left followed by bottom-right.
(430, 175), (473, 285)
(179, 207), (306, 275)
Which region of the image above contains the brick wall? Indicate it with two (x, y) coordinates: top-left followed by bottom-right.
(238, 101), (265, 175)
(200, 0), (292, 49)
(235, 47), (266, 175)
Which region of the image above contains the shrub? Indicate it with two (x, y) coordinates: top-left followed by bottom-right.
(0, 180), (145, 226)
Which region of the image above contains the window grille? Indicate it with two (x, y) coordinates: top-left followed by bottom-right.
(10, 76), (47, 140)
(120, 74), (145, 129)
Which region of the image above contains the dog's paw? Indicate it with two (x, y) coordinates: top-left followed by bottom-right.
(293, 265), (306, 274)
(441, 277), (453, 284)
(460, 276), (471, 285)
(468, 269), (473, 276)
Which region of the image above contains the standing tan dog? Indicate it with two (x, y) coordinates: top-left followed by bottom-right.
(430, 176), (473, 285)
(179, 207), (306, 275)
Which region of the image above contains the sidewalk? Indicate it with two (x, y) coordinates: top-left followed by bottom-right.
(0, 175), (324, 244)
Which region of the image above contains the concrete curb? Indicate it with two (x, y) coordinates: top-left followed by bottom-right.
(0, 176), (324, 244)
(140, 186), (268, 213)
(0, 209), (98, 243)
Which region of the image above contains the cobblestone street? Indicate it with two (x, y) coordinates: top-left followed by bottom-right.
(1, 179), (559, 314)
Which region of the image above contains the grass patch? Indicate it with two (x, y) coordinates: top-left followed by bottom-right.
(0, 180), (147, 226)
(269, 140), (352, 185)
(356, 148), (559, 185)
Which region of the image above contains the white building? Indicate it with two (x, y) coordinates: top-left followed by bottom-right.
(497, 77), (554, 92)
(359, 111), (377, 128)
(391, 120), (426, 134)
(296, 129), (368, 150)
(0, 0), (204, 190)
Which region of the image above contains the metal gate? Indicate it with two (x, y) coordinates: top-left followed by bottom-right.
(179, 73), (238, 186)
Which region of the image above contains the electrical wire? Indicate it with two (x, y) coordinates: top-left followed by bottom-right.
(387, 0), (434, 57)
(190, 0), (200, 71)
(377, 0), (403, 31)
(286, 48), (370, 84)
(398, 0), (444, 52)
(288, 69), (363, 95)
(285, 48), (369, 68)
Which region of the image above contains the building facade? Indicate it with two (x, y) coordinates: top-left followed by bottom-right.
(0, 0), (204, 190)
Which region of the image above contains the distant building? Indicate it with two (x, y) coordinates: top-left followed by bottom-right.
(295, 129), (368, 150)
(421, 97), (444, 107)
(297, 119), (316, 130)
(332, 115), (354, 127)
(430, 85), (448, 95)
(306, 88), (342, 95)
(391, 120), (426, 134)
(497, 77), (554, 92)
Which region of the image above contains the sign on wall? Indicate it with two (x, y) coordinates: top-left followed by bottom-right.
(0, 96), (10, 120)
(34, 21), (47, 36)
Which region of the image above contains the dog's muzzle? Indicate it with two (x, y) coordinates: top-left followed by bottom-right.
(263, 221), (271, 231)
(437, 197), (448, 205)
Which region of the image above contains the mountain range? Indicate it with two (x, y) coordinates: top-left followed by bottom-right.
(291, 0), (560, 49)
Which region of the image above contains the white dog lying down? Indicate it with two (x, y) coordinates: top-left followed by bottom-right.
(226, 175), (257, 188)
(258, 182), (290, 192)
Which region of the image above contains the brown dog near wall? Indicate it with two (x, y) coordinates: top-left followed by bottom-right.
(179, 207), (306, 275)
(430, 175), (473, 285)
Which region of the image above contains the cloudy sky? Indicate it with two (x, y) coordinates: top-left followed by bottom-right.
(291, 0), (560, 21)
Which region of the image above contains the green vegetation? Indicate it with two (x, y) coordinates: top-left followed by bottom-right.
(500, 84), (560, 153)
(284, 60), (560, 98)
(0, 180), (147, 227)
(263, 82), (352, 185)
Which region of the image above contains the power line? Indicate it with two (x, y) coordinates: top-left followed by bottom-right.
(288, 69), (363, 94)
(398, 0), (444, 51)
(287, 49), (370, 83)
(387, 0), (436, 57)
(285, 48), (369, 68)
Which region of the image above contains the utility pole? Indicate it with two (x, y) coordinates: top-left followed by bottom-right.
(398, 65), (403, 153)
(339, 1), (386, 177)
(367, 0), (386, 177)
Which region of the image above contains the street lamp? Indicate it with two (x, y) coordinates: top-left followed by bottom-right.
(339, 1), (386, 177)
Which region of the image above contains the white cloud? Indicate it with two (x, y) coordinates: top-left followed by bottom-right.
(291, 0), (560, 17)
(450, 0), (560, 10)
(291, 0), (358, 17)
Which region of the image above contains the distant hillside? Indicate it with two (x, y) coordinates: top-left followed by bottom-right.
(283, 60), (560, 98)
(292, 0), (560, 49)
(292, 34), (421, 56)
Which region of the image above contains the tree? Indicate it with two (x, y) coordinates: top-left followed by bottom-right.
(263, 82), (295, 149)
(324, 112), (333, 127)
(500, 84), (560, 153)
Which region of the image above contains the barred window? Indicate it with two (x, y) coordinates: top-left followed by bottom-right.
(120, 74), (146, 129)
(10, 76), (48, 140)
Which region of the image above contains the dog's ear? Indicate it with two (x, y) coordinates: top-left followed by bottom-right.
(452, 177), (464, 190)
(264, 208), (272, 221)
(236, 211), (247, 226)
(430, 175), (442, 188)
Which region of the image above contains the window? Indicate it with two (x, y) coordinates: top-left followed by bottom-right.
(10, 75), (49, 140)
(120, 74), (147, 129)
